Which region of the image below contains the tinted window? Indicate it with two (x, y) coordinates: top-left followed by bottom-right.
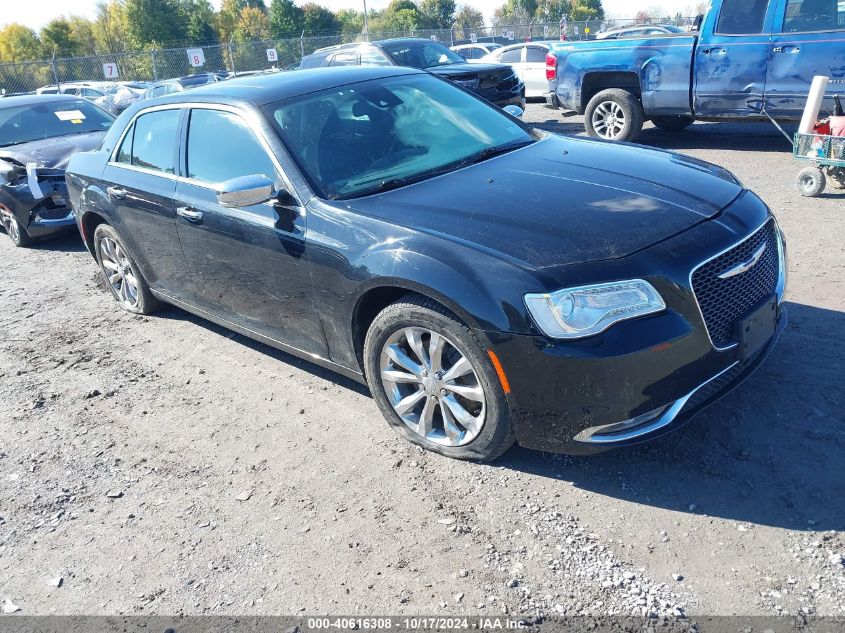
(471, 47), (486, 59)
(782, 0), (843, 31)
(0, 99), (114, 147)
(130, 109), (180, 174)
(187, 109), (276, 184)
(115, 124), (133, 164)
(268, 73), (533, 199)
(453, 47), (470, 60)
(379, 41), (465, 68)
(526, 47), (547, 62)
(359, 47), (392, 65)
(330, 52), (358, 66)
(716, 0), (770, 34)
(499, 48), (522, 63)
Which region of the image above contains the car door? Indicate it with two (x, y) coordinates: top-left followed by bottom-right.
(523, 45), (550, 97)
(173, 105), (326, 356)
(765, 0), (845, 117)
(694, 0), (778, 117)
(101, 106), (189, 296)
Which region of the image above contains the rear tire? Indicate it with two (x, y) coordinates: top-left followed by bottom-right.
(3, 215), (32, 247)
(93, 224), (161, 315)
(651, 115), (695, 132)
(827, 167), (845, 190)
(363, 294), (516, 462)
(584, 89), (645, 142)
(797, 166), (826, 197)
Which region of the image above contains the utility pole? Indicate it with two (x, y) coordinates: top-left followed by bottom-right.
(363, 0), (369, 41)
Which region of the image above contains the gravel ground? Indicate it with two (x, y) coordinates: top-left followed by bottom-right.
(0, 106), (843, 620)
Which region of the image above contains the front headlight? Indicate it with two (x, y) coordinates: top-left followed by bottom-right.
(524, 279), (666, 340)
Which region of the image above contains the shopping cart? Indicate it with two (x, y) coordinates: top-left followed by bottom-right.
(793, 132), (845, 197)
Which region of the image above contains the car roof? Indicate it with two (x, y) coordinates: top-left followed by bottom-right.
(144, 66), (424, 108)
(0, 93), (87, 109)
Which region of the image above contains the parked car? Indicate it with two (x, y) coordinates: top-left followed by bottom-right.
(35, 81), (140, 116)
(451, 42), (504, 62)
(480, 41), (556, 98)
(545, 0), (845, 141)
(142, 73), (223, 99)
(0, 95), (114, 246)
(299, 38), (525, 109)
(66, 67), (786, 462)
(595, 24), (685, 39)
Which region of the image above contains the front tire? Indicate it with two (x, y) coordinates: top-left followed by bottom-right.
(651, 115), (695, 132)
(363, 295), (515, 462)
(93, 224), (161, 315)
(584, 88), (645, 142)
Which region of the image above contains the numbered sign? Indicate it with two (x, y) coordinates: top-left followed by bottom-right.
(102, 62), (118, 79)
(430, 34), (438, 41)
(543, 25), (550, 37)
(266, 48), (278, 62)
(507, 30), (515, 40)
(470, 32), (477, 43)
(187, 48), (205, 68)
(501, 27), (507, 37)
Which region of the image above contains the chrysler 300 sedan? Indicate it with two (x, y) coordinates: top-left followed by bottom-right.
(66, 67), (786, 462)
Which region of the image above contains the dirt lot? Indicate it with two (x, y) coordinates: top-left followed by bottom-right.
(1, 107), (843, 620)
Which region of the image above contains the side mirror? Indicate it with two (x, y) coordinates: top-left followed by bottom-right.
(503, 104), (524, 119)
(216, 174), (275, 208)
(692, 14), (704, 31)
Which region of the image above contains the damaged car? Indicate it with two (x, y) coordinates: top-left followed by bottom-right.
(0, 95), (114, 247)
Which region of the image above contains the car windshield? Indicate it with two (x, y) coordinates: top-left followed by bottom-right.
(0, 99), (114, 147)
(267, 74), (535, 200)
(379, 41), (466, 69)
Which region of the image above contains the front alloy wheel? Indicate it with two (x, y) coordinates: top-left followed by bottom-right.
(364, 295), (515, 461)
(380, 327), (486, 447)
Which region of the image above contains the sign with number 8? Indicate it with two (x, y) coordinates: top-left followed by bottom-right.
(187, 48), (206, 68)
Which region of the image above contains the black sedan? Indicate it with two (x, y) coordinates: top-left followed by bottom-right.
(65, 67), (786, 462)
(299, 38), (525, 110)
(0, 95), (114, 247)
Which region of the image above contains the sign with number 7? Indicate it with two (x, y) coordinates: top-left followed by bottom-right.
(102, 63), (118, 79)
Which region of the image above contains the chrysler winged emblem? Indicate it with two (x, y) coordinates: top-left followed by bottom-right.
(717, 243), (767, 280)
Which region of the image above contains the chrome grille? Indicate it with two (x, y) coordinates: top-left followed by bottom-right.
(691, 221), (779, 348)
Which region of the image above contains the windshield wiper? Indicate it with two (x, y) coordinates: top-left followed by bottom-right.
(455, 140), (534, 169)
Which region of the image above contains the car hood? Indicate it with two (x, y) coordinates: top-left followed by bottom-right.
(342, 134), (743, 269)
(0, 131), (107, 170)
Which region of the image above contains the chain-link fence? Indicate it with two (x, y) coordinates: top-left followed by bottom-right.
(0, 17), (697, 97)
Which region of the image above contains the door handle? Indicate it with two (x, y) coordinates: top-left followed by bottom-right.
(775, 45), (800, 53)
(176, 206), (204, 223)
(107, 186), (126, 199)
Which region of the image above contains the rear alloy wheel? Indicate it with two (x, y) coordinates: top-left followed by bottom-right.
(584, 89), (645, 142)
(364, 295), (515, 461)
(3, 215), (32, 247)
(93, 224), (161, 315)
(797, 166), (826, 198)
(651, 115), (695, 132)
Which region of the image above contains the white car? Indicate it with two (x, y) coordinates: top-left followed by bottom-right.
(35, 82), (145, 115)
(480, 42), (552, 98)
(450, 43), (503, 63)
(594, 24), (685, 40)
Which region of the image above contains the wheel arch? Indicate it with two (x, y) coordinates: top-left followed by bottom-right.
(80, 210), (110, 258)
(580, 71), (642, 114)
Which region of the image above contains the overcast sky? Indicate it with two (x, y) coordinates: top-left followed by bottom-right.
(1, 0), (701, 31)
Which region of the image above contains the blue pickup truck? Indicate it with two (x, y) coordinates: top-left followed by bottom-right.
(545, 0), (845, 141)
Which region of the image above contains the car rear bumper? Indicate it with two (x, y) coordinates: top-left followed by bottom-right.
(26, 210), (76, 238)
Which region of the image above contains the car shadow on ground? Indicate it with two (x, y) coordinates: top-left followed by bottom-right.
(154, 305), (372, 397)
(29, 231), (88, 253)
(495, 301), (845, 531)
(532, 119), (797, 154)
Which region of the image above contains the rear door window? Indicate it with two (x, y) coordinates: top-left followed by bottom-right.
(186, 108), (276, 184)
(781, 0), (843, 31)
(330, 52), (358, 66)
(499, 48), (523, 63)
(525, 47), (547, 62)
(360, 47), (392, 65)
(128, 109), (181, 174)
(716, 0), (770, 34)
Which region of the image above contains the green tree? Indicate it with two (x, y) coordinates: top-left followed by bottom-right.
(269, 0), (304, 38)
(124, 0), (189, 47)
(179, 0), (217, 44)
(93, 1), (128, 53)
(0, 24), (42, 62)
(581, 0), (604, 20)
(40, 18), (81, 57)
(335, 8), (364, 35)
(454, 4), (484, 37)
(419, 0), (456, 28)
(68, 16), (99, 56)
(535, 0), (571, 21)
(301, 3), (341, 34)
(235, 5), (271, 40)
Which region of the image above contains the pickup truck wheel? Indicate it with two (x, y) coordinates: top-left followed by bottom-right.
(651, 116), (695, 132)
(585, 89), (645, 142)
(797, 166), (826, 197)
